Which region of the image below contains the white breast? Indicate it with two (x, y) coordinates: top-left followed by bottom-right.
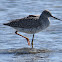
(14, 26), (43, 34)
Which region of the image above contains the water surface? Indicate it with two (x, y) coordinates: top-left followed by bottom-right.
(0, 0), (62, 62)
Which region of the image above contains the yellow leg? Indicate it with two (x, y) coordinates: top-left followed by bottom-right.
(31, 34), (34, 48)
(15, 31), (30, 45)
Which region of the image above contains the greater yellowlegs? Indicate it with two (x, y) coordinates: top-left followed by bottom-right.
(3, 10), (62, 48)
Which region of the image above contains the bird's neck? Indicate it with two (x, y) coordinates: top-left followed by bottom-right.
(39, 14), (50, 29)
(39, 14), (48, 20)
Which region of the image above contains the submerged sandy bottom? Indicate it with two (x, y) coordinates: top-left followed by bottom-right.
(0, 48), (51, 54)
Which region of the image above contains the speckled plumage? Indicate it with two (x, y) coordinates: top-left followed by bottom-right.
(3, 10), (50, 34)
(4, 15), (40, 28)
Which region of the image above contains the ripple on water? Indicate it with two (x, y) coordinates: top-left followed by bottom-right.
(0, 0), (62, 62)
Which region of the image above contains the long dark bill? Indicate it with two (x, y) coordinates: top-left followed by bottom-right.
(51, 16), (62, 21)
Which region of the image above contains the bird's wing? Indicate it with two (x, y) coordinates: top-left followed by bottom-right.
(6, 15), (41, 28)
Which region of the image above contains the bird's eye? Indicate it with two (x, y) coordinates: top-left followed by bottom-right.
(47, 12), (49, 14)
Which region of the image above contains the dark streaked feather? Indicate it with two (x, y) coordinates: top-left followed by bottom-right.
(3, 15), (41, 28)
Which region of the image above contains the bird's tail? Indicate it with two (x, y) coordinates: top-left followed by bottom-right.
(3, 23), (10, 26)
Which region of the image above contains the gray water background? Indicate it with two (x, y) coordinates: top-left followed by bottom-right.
(0, 0), (62, 62)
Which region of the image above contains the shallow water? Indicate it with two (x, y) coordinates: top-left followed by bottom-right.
(0, 0), (62, 62)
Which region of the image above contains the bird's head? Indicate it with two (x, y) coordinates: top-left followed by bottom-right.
(42, 10), (62, 21)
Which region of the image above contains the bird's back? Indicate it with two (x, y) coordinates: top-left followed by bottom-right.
(4, 15), (41, 29)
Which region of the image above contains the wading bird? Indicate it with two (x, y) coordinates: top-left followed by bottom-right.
(3, 10), (62, 48)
